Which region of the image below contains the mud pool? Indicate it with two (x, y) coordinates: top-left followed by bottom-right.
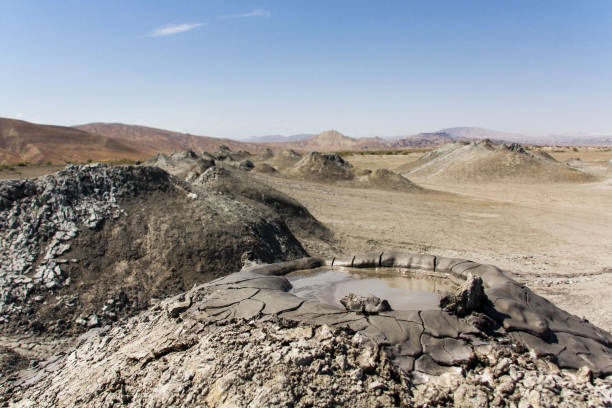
(286, 267), (454, 310)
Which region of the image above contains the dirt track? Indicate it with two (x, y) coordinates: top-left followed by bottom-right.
(257, 151), (612, 332)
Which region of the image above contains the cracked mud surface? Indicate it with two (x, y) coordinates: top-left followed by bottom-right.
(3, 255), (611, 407)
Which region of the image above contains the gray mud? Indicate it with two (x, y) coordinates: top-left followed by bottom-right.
(287, 268), (451, 311)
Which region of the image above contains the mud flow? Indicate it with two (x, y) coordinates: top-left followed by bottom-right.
(286, 267), (454, 310)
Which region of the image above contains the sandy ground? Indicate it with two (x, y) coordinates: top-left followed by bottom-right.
(258, 150), (612, 332)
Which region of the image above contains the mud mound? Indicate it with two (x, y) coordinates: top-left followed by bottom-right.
(252, 163), (277, 174)
(262, 149), (302, 170)
(360, 168), (424, 192)
(145, 148), (255, 181)
(399, 140), (596, 183)
(4, 255), (611, 407)
(194, 165), (332, 245)
(0, 346), (29, 377)
(258, 147), (274, 160)
(0, 164), (308, 336)
(289, 152), (355, 182)
(144, 150), (214, 181)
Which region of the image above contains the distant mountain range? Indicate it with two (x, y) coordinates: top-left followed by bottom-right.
(245, 134), (314, 143)
(435, 127), (612, 146)
(1, 117), (610, 164)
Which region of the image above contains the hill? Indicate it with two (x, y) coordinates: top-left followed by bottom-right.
(75, 122), (267, 154)
(389, 131), (458, 148)
(245, 134), (314, 143)
(271, 130), (393, 152)
(440, 127), (612, 146)
(0, 118), (149, 164)
(439, 127), (525, 142)
(399, 139), (596, 183)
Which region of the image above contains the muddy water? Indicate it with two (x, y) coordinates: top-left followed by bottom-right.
(286, 268), (454, 311)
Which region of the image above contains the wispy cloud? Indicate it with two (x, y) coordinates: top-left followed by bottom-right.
(217, 9), (271, 20)
(147, 22), (205, 37)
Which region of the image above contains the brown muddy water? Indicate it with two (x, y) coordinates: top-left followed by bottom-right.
(286, 267), (455, 311)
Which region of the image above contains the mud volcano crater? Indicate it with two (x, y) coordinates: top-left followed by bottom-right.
(287, 267), (457, 312)
(193, 251), (612, 377)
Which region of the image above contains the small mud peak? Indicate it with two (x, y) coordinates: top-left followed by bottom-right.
(505, 142), (527, 153)
(364, 168), (423, 192)
(439, 273), (486, 316)
(260, 147), (274, 160)
(339, 293), (392, 314)
(280, 149), (301, 160)
(257, 149), (302, 171)
(253, 163), (277, 174)
(169, 149), (199, 161)
(290, 151), (355, 182)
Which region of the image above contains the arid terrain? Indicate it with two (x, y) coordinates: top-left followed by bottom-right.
(1, 140), (611, 406)
(251, 146), (612, 332)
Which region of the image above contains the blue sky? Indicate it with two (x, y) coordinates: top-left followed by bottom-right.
(1, 1), (611, 138)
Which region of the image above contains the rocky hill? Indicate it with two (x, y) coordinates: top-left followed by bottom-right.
(0, 163), (314, 336)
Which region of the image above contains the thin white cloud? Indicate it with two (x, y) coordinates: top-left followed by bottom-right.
(147, 22), (205, 37)
(217, 9), (271, 20)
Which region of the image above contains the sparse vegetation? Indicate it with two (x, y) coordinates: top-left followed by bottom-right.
(0, 164), (16, 171)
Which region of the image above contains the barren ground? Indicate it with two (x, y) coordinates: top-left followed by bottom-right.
(2, 149), (611, 335)
(257, 150), (612, 332)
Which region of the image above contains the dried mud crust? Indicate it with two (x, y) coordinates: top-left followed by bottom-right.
(2, 256), (611, 407)
(193, 253), (612, 377)
(0, 164), (310, 337)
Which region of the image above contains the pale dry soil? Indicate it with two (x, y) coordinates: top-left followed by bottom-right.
(259, 151), (612, 332)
